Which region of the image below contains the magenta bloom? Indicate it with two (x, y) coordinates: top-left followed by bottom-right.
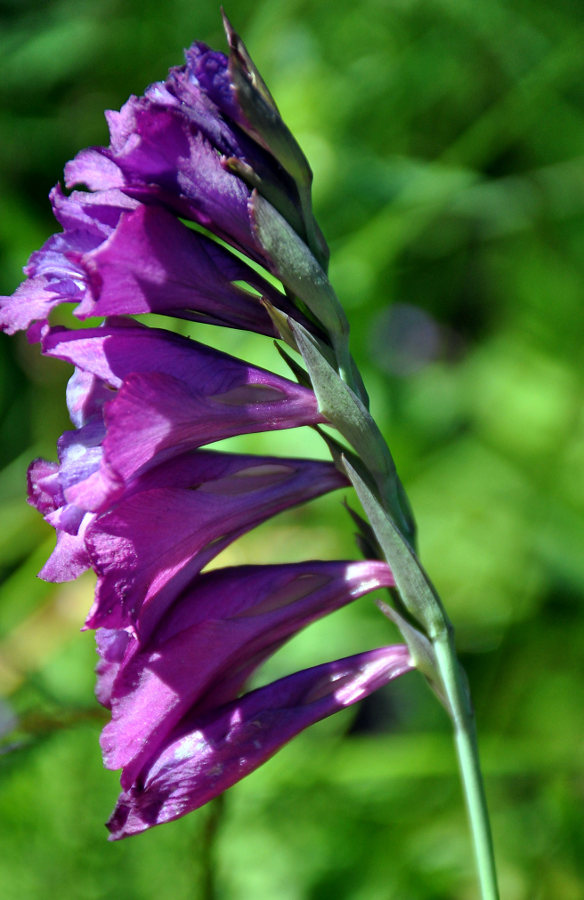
(0, 187), (307, 340)
(98, 560), (396, 787)
(40, 319), (325, 503)
(107, 645), (413, 839)
(85, 451), (347, 632)
(2, 17), (415, 838)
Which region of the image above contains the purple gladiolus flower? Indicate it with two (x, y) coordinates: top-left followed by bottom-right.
(38, 319), (325, 506)
(2, 17), (418, 839)
(98, 560), (396, 786)
(0, 186), (309, 340)
(106, 645), (414, 839)
(77, 204), (303, 333)
(85, 451), (348, 633)
(0, 187), (137, 337)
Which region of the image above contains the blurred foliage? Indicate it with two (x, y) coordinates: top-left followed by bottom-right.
(1, 0), (583, 897)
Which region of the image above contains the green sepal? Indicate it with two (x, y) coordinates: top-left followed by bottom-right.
(290, 320), (415, 540)
(222, 13), (329, 270)
(250, 192), (348, 342)
(312, 425), (361, 477)
(223, 11), (313, 191)
(290, 320), (385, 463)
(343, 499), (383, 561)
(376, 600), (446, 708)
(261, 301), (300, 352)
(225, 156), (306, 243)
(341, 454), (449, 641)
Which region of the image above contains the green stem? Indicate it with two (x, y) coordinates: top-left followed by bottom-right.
(291, 261), (499, 898)
(433, 634), (500, 900)
(201, 793), (225, 900)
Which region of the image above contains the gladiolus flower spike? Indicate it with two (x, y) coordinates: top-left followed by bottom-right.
(1, 16), (500, 899)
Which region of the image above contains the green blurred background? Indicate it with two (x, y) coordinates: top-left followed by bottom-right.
(1, 0), (583, 897)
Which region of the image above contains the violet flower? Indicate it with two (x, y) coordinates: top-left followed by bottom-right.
(107, 645), (413, 840)
(40, 319), (326, 503)
(98, 559), (396, 787)
(1, 16), (417, 840)
(0, 187), (307, 339)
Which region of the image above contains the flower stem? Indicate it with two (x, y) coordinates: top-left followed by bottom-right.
(433, 634), (500, 900)
(290, 251), (500, 899)
(201, 793), (225, 900)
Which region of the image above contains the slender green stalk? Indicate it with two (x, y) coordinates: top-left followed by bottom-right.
(201, 793), (225, 900)
(298, 334), (501, 897)
(277, 198), (500, 899)
(334, 335), (500, 897)
(433, 635), (500, 900)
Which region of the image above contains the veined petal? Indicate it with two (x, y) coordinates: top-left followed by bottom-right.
(106, 645), (414, 839)
(85, 451), (347, 632)
(100, 559), (395, 786)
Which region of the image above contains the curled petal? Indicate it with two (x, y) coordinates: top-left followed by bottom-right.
(0, 187), (136, 336)
(106, 645), (414, 839)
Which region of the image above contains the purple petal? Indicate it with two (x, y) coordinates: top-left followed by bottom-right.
(26, 395), (115, 582)
(41, 319), (314, 398)
(0, 187), (137, 336)
(78, 203), (298, 333)
(42, 321), (324, 490)
(84, 451), (347, 632)
(53, 416), (124, 515)
(27, 457), (94, 582)
(95, 628), (133, 708)
(64, 150), (125, 192)
(106, 645), (414, 839)
(65, 99), (259, 261)
(27, 458), (62, 517)
(101, 368), (321, 489)
(100, 559), (394, 786)
(162, 44), (306, 236)
(66, 368), (113, 430)
(37, 515), (94, 582)
(166, 44), (243, 142)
